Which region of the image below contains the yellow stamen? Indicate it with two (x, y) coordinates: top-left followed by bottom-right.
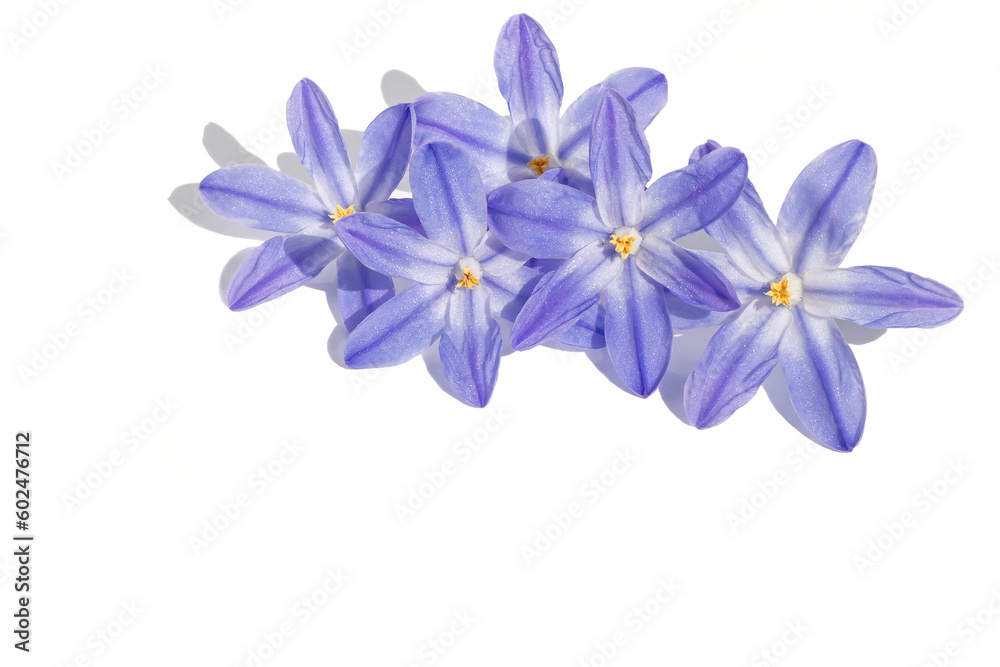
(609, 233), (638, 260)
(328, 204), (355, 222)
(765, 276), (792, 307)
(527, 155), (551, 177)
(457, 269), (480, 290)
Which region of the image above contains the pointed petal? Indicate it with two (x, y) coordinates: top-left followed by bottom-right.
(286, 78), (357, 209)
(336, 252), (396, 332)
(589, 89), (651, 228)
(510, 241), (623, 349)
(550, 303), (606, 349)
(356, 103), (413, 208)
(344, 283), (450, 368)
(411, 92), (521, 190)
(777, 140), (877, 271)
(440, 286), (503, 407)
(473, 232), (529, 277)
(494, 14), (563, 156)
(558, 68), (668, 172)
(227, 226), (342, 311)
(487, 179), (607, 259)
(636, 236), (740, 311)
(684, 301), (792, 427)
(664, 250), (765, 329)
(804, 265), (963, 328)
(779, 309), (866, 452)
(688, 141), (790, 280)
(199, 164), (327, 233)
(605, 260), (673, 396)
(335, 212), (458, 284)
(410, 142), (488, 254)
(640, 146), (749, 240)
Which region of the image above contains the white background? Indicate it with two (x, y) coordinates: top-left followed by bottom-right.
(3, 0), (999, 664)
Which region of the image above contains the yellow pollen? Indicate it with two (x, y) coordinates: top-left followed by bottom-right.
(457, 269), (480, 290)
(765, 276), (792, 307)
(610, 233), (638, 260)
(328, 204), (355, 222)
(527, 155), (551, 177)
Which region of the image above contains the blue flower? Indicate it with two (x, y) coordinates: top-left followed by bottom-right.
(682, 140), (964, 452)
(334, 142), (550, 408)
(411, 13), (669, 191)
(199, 78), (414, 331)
(487, 89), (747, 398)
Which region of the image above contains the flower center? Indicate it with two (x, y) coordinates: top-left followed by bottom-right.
(328, 204), (355, 222)
(609, 227), (642, 260)
(454, 258), (483, 290)
(527, 155), (552, 177)
(765, 273), (803, 307)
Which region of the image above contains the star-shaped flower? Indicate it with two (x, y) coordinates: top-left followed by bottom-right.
(487, 89), (747, 397)
(199, 78), (414, 330)
(411, 13), (669, 191)
(335, 142), (550, 407)
(682, 140), (964, 451)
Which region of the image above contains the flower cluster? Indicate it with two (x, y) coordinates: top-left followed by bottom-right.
(194, 14), (963, 452)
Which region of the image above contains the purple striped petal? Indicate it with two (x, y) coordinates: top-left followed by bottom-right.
(550, 303), (606, 349)
(684, 301), (792, 428)
(494, 14), (563, 157)
(605, 260), (673, 397)
(510, 241), (623, 350)
(356, 104), (413, 208)
(487, 179), (607, 259)
(226, 226), (342, 311)
(480, 264), (542, 321)
(636, 236), (739, 311)
(199, 164), (328, 233)
(664, 250), (765, 330)
(336, 251), (396, 332)
(688, 141), (790, 280)
(344, 283), (450, 368)
(286, 78), (357, 210)
(590, 89), (651, 228)
(779, 308), (866, 452)
(558, 68), (668, 172)
(640, 146), (748, 239)
(335, 212), (458, 284)
(439, 286), (503, 407)
(777, 140), (877, 272)
(473, 232), (529, 277)
(411, 92), (522, 190)
(804, 265), (963, 328)
(410, 142), (487, 254)
(364, 197), (423, 233)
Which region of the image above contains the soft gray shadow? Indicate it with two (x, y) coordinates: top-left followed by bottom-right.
(659, 327), (716, 423)
(584, 348), (634, 396)
(168, 183), (275, 241)
(276, 152), (314, 185)
(203, 122), (266, 168)
(381, 69), (428, 106)
(762, 364), (814, 441)
(674, 229), (725, 253)
(837, 319), (887, 345)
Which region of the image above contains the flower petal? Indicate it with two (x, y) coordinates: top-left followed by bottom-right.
(589, 89), (651, 228)
(664, 250), (765, 329)
(199, 164), (328, 233)
(439, 286), (503, 407)
(487, 179), (606, 259)
(688, 141), (790, 281)
(364, 197), (423, 233)
(510, 241), (623, 349)
(684, 301), (792, 428)
(356, 104), (413, 208)
(335, 212), (458, 284)
(640, 146), (749, 240)
(636, 236), (740, 311)
(227, 226), (342, 311)
(550, 303), (606, 349)
(779, 308), (866, 452)
(410, 142), (487, 254)
(777, 140), (877, 271)
(494, 13), (563, 157)
(558, 68), (668, 172)
(480, 264), (542, 321)
(286, 78), (357, 209)
(605, 260), (673, 397)
(804, 265), (963, 328)
(336, 251), (396, 332)
(344, 282), (450, 368)
(411, 92), (522, 190)
(473, 232), (529, 277)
